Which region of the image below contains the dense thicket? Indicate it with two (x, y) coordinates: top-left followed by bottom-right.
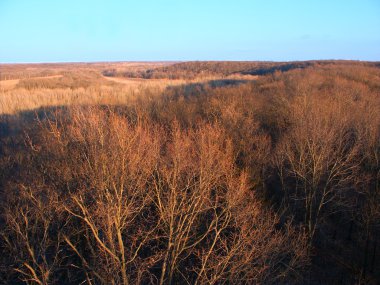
(0, 62), (379, 284)
(102, 60), (379, 80)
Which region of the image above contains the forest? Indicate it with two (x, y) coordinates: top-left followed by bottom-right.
(0, 61), (379, 284)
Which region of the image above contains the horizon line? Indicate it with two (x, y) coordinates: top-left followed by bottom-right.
(1, 58), (379, 65)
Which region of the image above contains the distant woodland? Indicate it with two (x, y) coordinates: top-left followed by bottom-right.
(0, 61), (379, 284)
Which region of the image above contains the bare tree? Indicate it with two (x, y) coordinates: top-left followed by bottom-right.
(2, 107), (309, 284)
(275, 95), (361, 242)
(2, 184), (63, 285)
(154, 122), (308, 284)
(61, 108), (162, 285)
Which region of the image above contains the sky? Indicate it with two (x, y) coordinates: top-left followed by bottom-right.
(0, 0), (379, 63)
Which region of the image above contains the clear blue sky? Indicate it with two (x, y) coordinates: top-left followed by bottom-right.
(0, 0), (379, 63)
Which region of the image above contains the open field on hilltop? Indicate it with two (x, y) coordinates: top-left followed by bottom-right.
(0, 62), (179, 114)
(0, 62), (259, 114)
(0, 75), (63, 90)
(0, 62), (173, 80)
(0, 61), (380, 284)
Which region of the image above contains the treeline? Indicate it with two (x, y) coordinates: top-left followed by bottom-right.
(16, 71), (117, 90)
(102, 60), (379, 80)
(0, 62), (379, 284)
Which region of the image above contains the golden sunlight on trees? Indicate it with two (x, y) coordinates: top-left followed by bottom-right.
(0, 61), (379, 284)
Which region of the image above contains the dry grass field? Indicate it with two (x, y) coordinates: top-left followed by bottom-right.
(0, 62), (164, 113)
(0, 62), (257, 114)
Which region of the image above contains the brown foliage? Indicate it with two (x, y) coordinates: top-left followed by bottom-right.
(1, 61), (379, 284)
